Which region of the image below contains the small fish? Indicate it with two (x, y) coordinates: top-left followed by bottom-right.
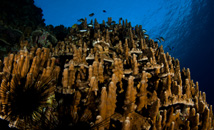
(103, 10), (106, 13)
(105, 23), (110, 28)
(119, 17), (123, 21)
(72, 24), (77, 29)
(111, 21), (116, 24)
(156, 38), (161, 43)
(142, 29), (147, 33)
(144, 34), (149, 38)
(108, 30), (113, 32)
(87, 24), (93, 28)
(79, 29), (88, 32)
(160, 37), (165, 42)
(89, 13), (94, 17)
(78, 18), (85, 22)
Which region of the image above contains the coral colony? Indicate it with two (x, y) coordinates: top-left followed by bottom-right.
(0, 17), (213, 130)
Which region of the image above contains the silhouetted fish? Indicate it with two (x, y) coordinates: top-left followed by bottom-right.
(144, 34), (149, 38)
(119, 17), (123, 21)
(89, 13), (94, 17)
(160, 37), (165, 42)
(105, 23), (110, 28)
(103, 10), (106, 13)
(111, 21), (116, 24)
(142, 29), (147, 33)
(156, 38), (161, 43)
(78, 18), (85, 22)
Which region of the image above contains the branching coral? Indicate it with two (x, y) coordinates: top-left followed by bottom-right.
(0, 18), (213, 130)
(0, 48), (60, 129)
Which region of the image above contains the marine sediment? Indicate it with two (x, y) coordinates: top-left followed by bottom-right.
(0, 18), (213, 130)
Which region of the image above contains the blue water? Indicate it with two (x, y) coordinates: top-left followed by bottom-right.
(35, 0), (214, 105)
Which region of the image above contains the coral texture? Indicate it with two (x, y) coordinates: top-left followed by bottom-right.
(0, 18), (213, 130)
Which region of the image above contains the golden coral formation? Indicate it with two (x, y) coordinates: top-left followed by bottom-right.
(0, 18), (213, 130)
(0, 47), (60, 129)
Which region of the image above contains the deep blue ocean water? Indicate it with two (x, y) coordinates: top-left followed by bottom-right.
(35, 0), (214, 105)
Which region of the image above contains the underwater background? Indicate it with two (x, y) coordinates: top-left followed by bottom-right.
(34, 0), (214, 106)
(0, 0), (213, 129)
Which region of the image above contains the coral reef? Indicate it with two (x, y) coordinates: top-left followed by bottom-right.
(0, 18), (213, 130)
